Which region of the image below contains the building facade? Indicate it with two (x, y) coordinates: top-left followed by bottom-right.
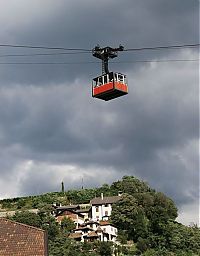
(90, 194), (121, 221)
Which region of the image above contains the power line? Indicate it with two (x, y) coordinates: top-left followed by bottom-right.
(0, 51), (89, 58)
(0, 43), (199, 53)
(0, 59), (198, 65)
(124, 43), (200, 51)
(113, 59), (199, 63)
(0, 44), (91, 52)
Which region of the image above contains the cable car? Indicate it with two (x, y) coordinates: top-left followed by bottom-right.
(92, 45), (128, 101)
(92, 72), (128, 101)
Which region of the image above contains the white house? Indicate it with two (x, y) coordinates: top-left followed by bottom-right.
(98, 220), (118, 242)
(54, 193), (121, 243)
(90, 193), (121, 221)
(69, 220), (118, 243)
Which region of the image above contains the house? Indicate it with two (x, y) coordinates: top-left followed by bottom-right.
(90, 193), (121, 221)
(69, 220), (118, 243)
(55, 206), (84, 227)
(99, 220), (118, 242)
(71, 226), (94, 242)
(54, 193), (121, 243)
(54, 205), (91, 228)
(0, 218), (48, 256)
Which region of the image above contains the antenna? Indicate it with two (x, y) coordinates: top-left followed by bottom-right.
(81, 177), (84, 190)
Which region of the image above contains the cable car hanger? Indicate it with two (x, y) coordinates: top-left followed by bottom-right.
(92, 45), (128, 101)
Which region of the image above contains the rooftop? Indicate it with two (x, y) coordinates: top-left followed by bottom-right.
(69, 233), (82, 239)
(0, 218), (47, 256)
(90, 195), (121, 205)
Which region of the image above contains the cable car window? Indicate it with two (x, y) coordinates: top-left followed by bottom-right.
(118, 74), (123, 82)
(124, 76), (127, 84)
(98, 77), (103, 86)
(109, 72), (114, 82)
(104, 75), (107, 84)
(114, 73), (118, 82)
(106, 74), (110, 83)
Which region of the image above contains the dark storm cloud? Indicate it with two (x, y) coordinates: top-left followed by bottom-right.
(0, 50), (197, 207)
(0, 0), (198, 85)
(0, 0), (198, 224)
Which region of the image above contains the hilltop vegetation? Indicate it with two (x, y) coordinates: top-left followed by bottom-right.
(0, 175), (151, 211)
(1, 176), (199, 255)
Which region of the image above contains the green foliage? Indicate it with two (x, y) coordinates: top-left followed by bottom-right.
(98, 242), (113, 256)
(49, 238), (114, 256)
(110, 176), (152, 195)
(49, 236), (81, 256)
(136, 237), (149, 253)
(111, 194), (149, 241)
(10, 210), (60, 242)
(10, 211), (41, 228)
(60, 217), (76, 234)
(110, 177), (200, 255)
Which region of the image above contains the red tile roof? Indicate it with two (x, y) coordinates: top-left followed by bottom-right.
(99, 220), (110, 226)
(0, 218), (48, 256)
(69, 233), (82, 239)
(87, 231), (99, 237)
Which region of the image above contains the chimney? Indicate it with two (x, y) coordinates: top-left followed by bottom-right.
(101, 193), (104, 200)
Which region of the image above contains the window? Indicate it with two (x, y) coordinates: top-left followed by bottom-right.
(105, 211), (108, 216)
(109, 72), (114, 82)
(103, 75), (107, 84)
(98, 77), (103, 86)
(96, 206), (99, 212)
(118, 74), (124, 83)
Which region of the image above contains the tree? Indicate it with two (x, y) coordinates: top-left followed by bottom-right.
(16, 199), (26, 209)
(148, 192), (178, 234)
(61, 181), (65, 194)
(10, 211), (42, 228)
(110, 176), (152, 195)
(61, 217), (76, 234)
(136, 237), (149, 253)
(98, 242), (112, 256)
(111, 194), (148, 241)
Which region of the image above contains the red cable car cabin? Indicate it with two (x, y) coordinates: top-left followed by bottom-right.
(92, 72), (128, 101)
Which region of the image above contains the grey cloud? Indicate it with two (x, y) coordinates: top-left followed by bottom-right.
(0, 0), (198, 85)
(0, 0), (198, 224)
(0, 50), (198, 206)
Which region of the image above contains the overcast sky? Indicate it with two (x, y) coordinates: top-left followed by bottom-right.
(0, 0), (198, 226)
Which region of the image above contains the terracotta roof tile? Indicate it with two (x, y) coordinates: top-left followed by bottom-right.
(0, 218), (48, 256)
(69, 233), (82, 239)
(87, 231), (99, 237)
(96, 227), (103, 232)
(99, 220), (110, 226)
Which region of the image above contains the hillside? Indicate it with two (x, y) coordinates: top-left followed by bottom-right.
(1, 176), (199, 256)
(0, 176), (151, 211)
